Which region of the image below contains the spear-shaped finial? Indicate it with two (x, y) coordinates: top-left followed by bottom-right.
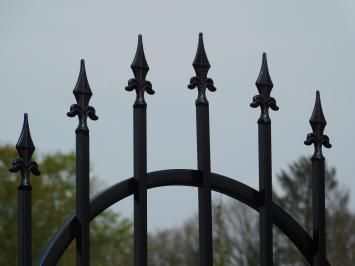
(255, 53), (273, 92)
(67, 60), (98, 133)
(310, 91), (327, 136)
(192, 32), (211, 78)
(131, 35), (149, 82)
(188, 33), (216, 106)
(250, 53), (278, 124)
(125, 34), (154, 108)
(15, 114), (35, 163)
(73, 59), (93, 106)
(305, 91), (331, 159)
(10, 114), (40, 189)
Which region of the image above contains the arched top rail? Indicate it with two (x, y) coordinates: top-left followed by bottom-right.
(38, 169), (329, 265)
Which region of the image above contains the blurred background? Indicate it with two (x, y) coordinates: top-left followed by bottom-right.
(0, 1), (354, 265)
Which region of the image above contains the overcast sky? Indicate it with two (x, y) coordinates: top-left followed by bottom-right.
(1, 1), (355, 231)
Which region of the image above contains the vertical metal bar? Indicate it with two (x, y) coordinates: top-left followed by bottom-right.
(10, 114), (41, 266)
(133, 106), (147, 266)
(196, 104), (213, 266)
(67, 60), (98, 266)
(75, 132), (90, 266)
(250, 53), (278, 266)
(312, 159), (326, 265)
(125, 35), (154, 266)
(304, 91), (331, 266)
(18, 187), (32, 266)
(188, 33), (216, 266)
(258, 122), (273, 265)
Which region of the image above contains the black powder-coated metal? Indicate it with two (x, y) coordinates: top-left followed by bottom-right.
(251, 53), (279, 266)
(67, 60), (98, 266)
(37, 170), (330, 266)
(305, 91), (331, 266)
(126, 35), (154, 266)
(188, 33), (216, 266)
(6, 34), (334, 266)
(10, 114), (41, 266)
(18, 188), (32, 266)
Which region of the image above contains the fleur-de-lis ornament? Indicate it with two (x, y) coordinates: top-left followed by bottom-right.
(188, 33), (216, 105)
(125, 35), (154, 107)
(10, 114), (41, 189)
(67, 60), (98, 133)
(250, 53), (279, 123)
(304, 91), (331, 159)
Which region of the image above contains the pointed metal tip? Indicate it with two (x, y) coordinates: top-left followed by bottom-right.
(262, 53), (268, 67)
(192, 32), (210, 72)
(137, 34), (143, 50)
(137, 34), (144, 57)
(79, 59), (86, 77)
(197, 33), (205, 53)
(310, 90), (326, 130)
(73, 59), (92, 97)
(24, 113), (28, 123)
(16, 113), (35, 154)
(131, 34), (149, 73)
(255, 53), (273, 89)
(80, 59), (86, 72)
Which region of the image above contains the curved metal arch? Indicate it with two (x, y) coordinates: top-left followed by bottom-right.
(38, 169), (327, 265)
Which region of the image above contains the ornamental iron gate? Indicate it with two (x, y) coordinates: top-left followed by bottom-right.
(9, 33), (331, 266)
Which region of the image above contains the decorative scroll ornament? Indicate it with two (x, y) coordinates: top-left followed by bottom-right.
(10, 114), (41, 189)
(67, 60), (98, 133)
(250, 53), (279, 124)
(125, 35), (155, 108)
(304, 91), (331, 160)
(188, 33), (216, 106)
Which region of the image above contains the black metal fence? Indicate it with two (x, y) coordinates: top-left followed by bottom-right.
(9, 33), (331, 266)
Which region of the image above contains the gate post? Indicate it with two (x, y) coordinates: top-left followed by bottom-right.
(250, 53), (279, 266)
(188, 33), (216, 266)
(304, 91), (331, 266)
(10, 114), (41, 266)
(67, 60), (98, 266)
(126, 35), (154, 266)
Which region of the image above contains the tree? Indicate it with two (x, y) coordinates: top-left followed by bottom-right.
(0, 145), (133, 265)
(274, 156), (355, 265)
(148, 156), (355, 265)
(148, 215), (199, 266)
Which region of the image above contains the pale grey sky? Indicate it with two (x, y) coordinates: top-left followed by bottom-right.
(1, 1), (355, 231)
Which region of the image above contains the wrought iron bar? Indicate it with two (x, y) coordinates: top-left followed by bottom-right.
(10, 114), (41, 266)
(188, 33), (216, 266)
(126, 34), (154, 266)
(250, 53), (279, 265)
(304, 91), (331, 266)
(67, 60), (98, 266)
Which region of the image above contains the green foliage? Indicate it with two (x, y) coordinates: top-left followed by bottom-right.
(0, 145), (132, 265)
(0, 146), (19, 266)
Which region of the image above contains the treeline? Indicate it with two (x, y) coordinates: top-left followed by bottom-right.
(0, 146), (354, 265)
